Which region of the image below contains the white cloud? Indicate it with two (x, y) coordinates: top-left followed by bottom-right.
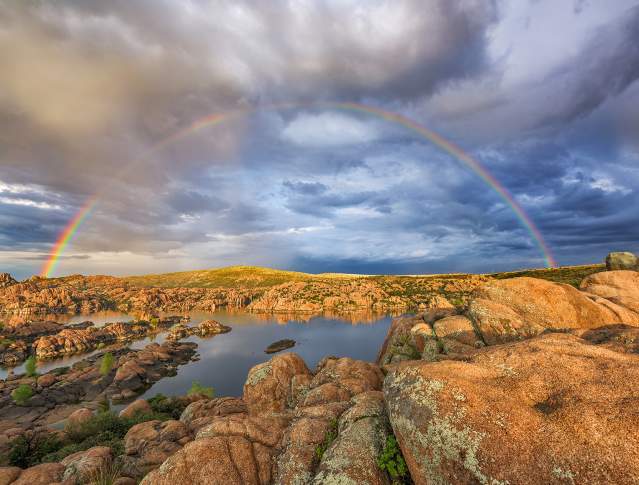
(0, 196), (62, 210)
(281, 112), (380, 147)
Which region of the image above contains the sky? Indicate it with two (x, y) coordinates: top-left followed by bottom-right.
(1, 0), (639, 279)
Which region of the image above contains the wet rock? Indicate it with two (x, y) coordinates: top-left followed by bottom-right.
(196, 319), (231, 336)
(61, 446), (112, 483)
(264, 338), (296, 354)
(243, 352), (311, 415)
(606, 251), (638, 271)
(384, 331), (639, 485)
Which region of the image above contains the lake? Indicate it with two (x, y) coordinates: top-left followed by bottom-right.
(1, 310), (394, 397)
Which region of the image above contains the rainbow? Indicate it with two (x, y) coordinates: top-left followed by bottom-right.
(41, 102), (556, 277)
(40, 196), (98, 277)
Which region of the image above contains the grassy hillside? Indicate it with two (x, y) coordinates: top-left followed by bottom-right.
(491, 264), (605, 288)
(123, 263), (606, 289)
(124, 265), (366, 288)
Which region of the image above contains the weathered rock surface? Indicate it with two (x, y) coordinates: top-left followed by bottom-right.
(0, 341), (196, 435)
(5, 463), (65, 485)
(606, 251), (638, 271)
(166, 319), (231, 341)
(61, 446), (112, 483)
(581, 270), (639, 315)
(120, 419), (191, 478)
(384, 331), (639, 485)
(180, 396), (247, 433)
(264, 338), (296, 354)
(468, 276), (639, 344)
(141, 353), (390, 485)
(243, 352), (311, 415)
(119, 399), (153, 419)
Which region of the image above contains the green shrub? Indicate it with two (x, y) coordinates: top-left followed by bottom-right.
(24, 356), (37, 377)
(188, 380), (214, 398)
(8, 433), (62, 468)
(377, 436), (411, 484)
(99, 352), (114, 376)
(315, 418), (338, 461)
(148, 393), (188, 420)
(11, 384), (33, 405)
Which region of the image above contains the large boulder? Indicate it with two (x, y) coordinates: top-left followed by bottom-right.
(243, 353), (311, 415)
(384, 331), (639, 485)
(468, 276), (639, 344)
(312, 391), (391, 485)
(180, 397), (246, 433)
(606, 251), (638, 271)
(140, 436), (267, 485)
(121, 419), (191, 478)
(10, 463), (65, 485)
(580, 270), (639, 314)
(61, 446), (112, 483)
(0, 467), (21, 485)
(119, 399), (153, 419)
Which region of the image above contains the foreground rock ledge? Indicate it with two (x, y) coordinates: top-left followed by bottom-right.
(384, 331), (639, 485)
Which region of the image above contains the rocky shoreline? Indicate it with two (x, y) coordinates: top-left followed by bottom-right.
(0, 253), (638, 484)
(0, 271), (488, 323)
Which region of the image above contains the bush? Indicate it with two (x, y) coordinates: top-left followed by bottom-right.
(10, 410), (169, 465)
(315, 418), (338, 461)
(188, 380), (214, 398)
(11, 384), (33, 405)
(99, 352), (114, 376)
(90, 462), (122, 485)
(8, 433), (62, 468)
(377, 435), (411, 484)
(24, 356), (37, 377)
(148, 393), (188, 420)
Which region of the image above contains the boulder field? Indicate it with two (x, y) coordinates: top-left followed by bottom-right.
(1, 265), (639, 484)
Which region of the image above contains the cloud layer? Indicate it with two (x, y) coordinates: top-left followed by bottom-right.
(0, 0), (638, 278)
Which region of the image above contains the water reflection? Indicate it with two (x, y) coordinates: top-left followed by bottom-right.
(1, 310), (393, 395)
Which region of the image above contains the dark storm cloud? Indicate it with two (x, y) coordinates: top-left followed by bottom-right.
(0, 0), (638, 276)
(539, 5), (639, 126)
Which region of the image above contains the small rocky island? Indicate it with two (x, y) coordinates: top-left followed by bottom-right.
(0, 253), (638, 484)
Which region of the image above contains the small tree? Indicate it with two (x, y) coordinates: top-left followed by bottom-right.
(11, 384), (33, 405)
(99, 352), (114, 376)
(24, 356), (37, 377)
(188, 380), (214, 398)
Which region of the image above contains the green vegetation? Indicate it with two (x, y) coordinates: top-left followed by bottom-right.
(11, 384), (33, 405)
(8, 433), (62, 468)
(5, 410), (170, 467)
(90, 462), (122, 485)
(491, 264), (604, 288)
(99, 352), (114, 376)
(148, 393), (188, 419)
(188, 380), (214, 398)
(378, 435), (411, 484)
(24, 355), (37, 377)
(315, 418), (338, 461)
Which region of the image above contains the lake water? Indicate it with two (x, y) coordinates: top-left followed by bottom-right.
(2, 310), (394, 397)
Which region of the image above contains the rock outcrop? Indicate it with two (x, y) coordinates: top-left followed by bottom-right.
(606, 251), (638, 271)
(384, 331), (639, 484)
(165, 319), (231, 341)
(140, 353), (389, 485)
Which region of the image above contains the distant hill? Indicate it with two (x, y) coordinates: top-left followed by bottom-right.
(123, 265), (368, 288)
(122, 263), (605, 289)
